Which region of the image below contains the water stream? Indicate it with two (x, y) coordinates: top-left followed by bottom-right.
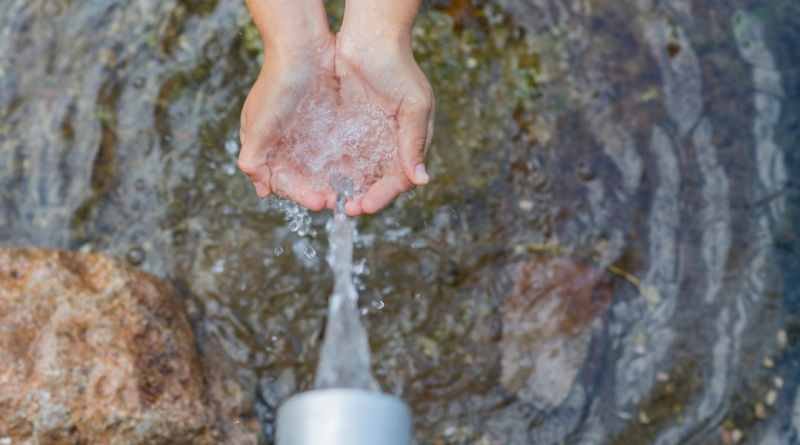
(314, 191), (379, 391)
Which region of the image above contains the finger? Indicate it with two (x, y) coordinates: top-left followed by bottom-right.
(345, 199), (363, 217)
(360, 175), (412, 214)
(254, 181), (271, 198)
(325, 189), (338, 211)
(238, 95), (277, 197)
(425, 98), (436, 155)
(398, 95), (433, 186)
(271, 168), (327, 212)
(237, 142), (272, 198)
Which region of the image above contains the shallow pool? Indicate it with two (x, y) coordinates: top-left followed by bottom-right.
(1, 0), (798, 443)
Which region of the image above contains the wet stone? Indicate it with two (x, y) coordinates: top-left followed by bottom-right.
(501, 256), (613, 407)
(0, 248), (260, 444)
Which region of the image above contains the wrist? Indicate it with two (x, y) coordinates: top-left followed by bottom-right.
(337, 22), (413, 64)
(264, 31), (334, 66)
(339, 1), (417, 54)
(247, 0), (331, 62)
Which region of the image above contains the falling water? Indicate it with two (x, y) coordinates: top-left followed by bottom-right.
(314, 182), (379, 391)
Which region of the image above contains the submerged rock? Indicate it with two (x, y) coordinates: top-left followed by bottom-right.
(0, 248), (259, 445)
(502, 256), (613, 408)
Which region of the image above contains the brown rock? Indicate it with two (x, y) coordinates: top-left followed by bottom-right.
(0, 248), (259, 445)
(501, 256), (613, 407)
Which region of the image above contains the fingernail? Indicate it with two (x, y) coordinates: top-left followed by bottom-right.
(414, 164), (430, 184)
(345, 200), (360, 216)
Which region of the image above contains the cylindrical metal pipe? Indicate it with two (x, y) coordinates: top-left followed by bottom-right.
(276, 388), (412, 445)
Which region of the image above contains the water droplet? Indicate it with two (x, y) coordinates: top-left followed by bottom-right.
(225, 139), (239, 156)
(211, 259), (225, 274)
(353, 259), (368, 276)
(126, 247), (145, 266)
(411, 239), (427, 249)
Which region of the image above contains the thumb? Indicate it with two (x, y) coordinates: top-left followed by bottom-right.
(398, 94), (433, 186)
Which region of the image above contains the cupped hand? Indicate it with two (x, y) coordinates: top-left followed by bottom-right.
(237, 25), (434, 215)
(335, 29), (435, 216)
(237, 36), (339, 211)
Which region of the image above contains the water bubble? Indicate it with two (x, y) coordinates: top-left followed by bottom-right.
(304, 245), (317, 259)
(273, 246), (284, 256)
(125, 247), (146, 266)
(134, 178), (147, 191)
(577, 159), (595, 181)
(371, 300), (385, 310)
(276, 199), (314, 237)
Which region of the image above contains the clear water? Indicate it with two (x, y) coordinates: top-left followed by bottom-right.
(314, 189), (379, 391)
(1, 1), (799, 444)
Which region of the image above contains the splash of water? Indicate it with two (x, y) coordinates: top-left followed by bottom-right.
(314, 180), (379, 391)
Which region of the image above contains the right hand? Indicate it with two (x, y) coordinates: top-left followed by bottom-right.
(237, 35), (338, 211)
(335, 25), (434, 216)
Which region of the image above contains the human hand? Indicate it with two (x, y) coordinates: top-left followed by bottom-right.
(237, 7), (338, 211)
(238, 0), (434, 215)
(335, 26), (435, 216)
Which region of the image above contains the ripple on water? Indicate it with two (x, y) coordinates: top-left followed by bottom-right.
(0, 0), (798, 444)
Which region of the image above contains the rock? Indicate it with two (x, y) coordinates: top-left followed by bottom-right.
(0, 248), (260, 445)
(501, 256), (613, 407)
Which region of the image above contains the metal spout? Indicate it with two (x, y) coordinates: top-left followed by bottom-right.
(276, 389), (412, 445)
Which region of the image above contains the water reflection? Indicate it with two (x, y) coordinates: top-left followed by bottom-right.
(0, 0), (798, 444)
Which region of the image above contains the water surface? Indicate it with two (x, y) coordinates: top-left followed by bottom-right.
(1, 0), (798, 444)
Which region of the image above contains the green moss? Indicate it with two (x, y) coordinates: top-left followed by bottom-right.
(241, 22), (263, 55)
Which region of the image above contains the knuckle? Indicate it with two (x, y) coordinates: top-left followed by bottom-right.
(236, 158), (259, 176)
(398, 182), (413, 194)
